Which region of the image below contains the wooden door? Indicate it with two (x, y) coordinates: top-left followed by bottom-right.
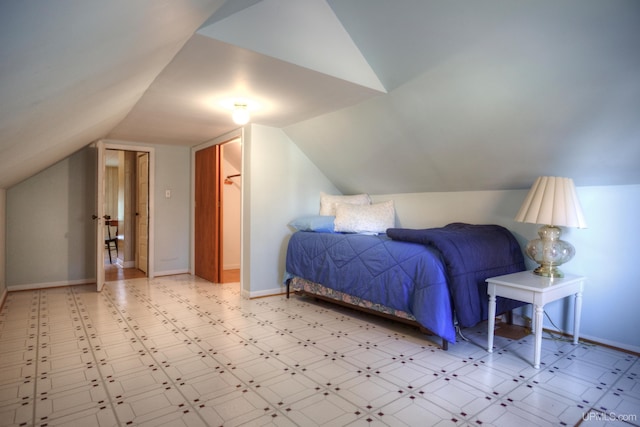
(136, 152), (149, 274)
(195, 145), (221, 283)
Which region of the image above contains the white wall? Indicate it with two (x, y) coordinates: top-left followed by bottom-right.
(371, 184), (640, 353)
(222, 157), (241, 270)
(242, 124), (339, 297)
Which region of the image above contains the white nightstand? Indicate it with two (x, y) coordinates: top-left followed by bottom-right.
(486, 271), (585, 369)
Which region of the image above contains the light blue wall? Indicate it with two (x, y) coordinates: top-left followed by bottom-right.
(5, 142), (191, 288)
(560, 184), (639, 352)
(5, 128), (638, 353)
(242, 124), (339, 297)
(370, 185), (640, 353)
(99, 140), (192, 277)
(6, 147), (97, 287)
(147, 143), (191, 276)
(243, 125), (639, 351)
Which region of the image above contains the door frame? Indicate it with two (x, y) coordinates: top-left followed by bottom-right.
(191, 128), (243, 280)
(96, 141), (155, 291)
(95, 141), (106, 291)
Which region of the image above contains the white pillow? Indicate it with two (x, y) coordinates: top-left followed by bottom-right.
(334, 200), (395, 234)
(319, 191), (371, 216)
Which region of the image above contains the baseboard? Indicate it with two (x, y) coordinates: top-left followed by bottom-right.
(7, 278), (95, 291)
(154, 269), (190, 277)
(507, 307), (640, 355)
(246, 285), (286, 299)
(570, 331), (640, 356)
(504, 312), (640, 356)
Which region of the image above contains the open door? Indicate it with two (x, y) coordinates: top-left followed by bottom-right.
(136, 152), (149, 274)
(95, 140), (106, 291)
(192, 131), (243, 286)
(194, 144), (221, 283)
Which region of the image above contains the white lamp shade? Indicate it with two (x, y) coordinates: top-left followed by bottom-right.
(515, 176), (587, 228)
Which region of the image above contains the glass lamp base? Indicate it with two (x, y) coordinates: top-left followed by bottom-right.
(525, 225), (575, 279)
(532, 264), (565, 278)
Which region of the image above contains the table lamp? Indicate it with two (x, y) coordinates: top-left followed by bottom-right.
(515, 176), (587, 278)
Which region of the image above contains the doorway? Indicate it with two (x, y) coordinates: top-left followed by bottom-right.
(194, 137), (242, 284)
(103, 149), (149, 281)
(220, 140), (241, 283)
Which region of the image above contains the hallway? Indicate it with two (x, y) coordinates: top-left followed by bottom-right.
(104, 251), (146, 282)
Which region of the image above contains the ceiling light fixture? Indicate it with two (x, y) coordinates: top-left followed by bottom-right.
(231, 103), (250, 125)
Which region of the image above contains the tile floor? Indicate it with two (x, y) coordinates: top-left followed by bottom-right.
(0, 274), (638, 426)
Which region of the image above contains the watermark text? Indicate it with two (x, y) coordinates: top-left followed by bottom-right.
(583, 410), (637, 423)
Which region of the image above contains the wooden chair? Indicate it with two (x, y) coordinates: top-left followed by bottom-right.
(105, 216), (119, 264)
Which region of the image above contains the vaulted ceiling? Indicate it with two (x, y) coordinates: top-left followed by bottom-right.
(1, 0), (639, 192)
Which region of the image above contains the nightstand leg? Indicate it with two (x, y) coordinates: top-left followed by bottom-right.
(573, 290), (582, 345)
(487, 289), (496, 353)
(533, 304), (544, 369)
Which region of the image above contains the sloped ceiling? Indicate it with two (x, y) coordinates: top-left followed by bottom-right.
(286, 0), (640, 193)
(1, 0), (639, 193)
(0, 0), (227, 188)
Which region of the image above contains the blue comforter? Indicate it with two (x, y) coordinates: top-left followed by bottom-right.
(285, 223), (525, 344)
(387, 223), (526, 327)
(285, 231), (457, 343)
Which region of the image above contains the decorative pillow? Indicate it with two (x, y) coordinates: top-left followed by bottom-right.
(334, 200), (395, 234)
(288, 215), (336, 233)
(319, 191), (371, 216)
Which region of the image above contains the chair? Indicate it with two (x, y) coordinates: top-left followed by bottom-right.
(105, 216), (119, 264)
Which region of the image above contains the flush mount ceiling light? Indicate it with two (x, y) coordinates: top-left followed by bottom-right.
(231, 103), (250, 125)
(220, 98), (260, 125)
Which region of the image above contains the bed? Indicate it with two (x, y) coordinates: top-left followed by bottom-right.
(284, 221), (526, 349)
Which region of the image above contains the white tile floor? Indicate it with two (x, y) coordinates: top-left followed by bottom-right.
(0, 274), (638, 426)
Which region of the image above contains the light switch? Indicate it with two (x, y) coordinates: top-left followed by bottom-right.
(165, 189), (171, 198)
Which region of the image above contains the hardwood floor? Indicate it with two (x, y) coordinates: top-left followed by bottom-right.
(104, 250), (146, 281)
(221, 268), (240, 283)
(104, 250), (240, 283)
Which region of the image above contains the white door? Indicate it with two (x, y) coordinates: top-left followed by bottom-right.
(95, 141), (106, 291)
(136, 152), (149, 274)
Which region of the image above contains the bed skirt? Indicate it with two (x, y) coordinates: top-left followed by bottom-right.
(286, 276), (449, 350)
